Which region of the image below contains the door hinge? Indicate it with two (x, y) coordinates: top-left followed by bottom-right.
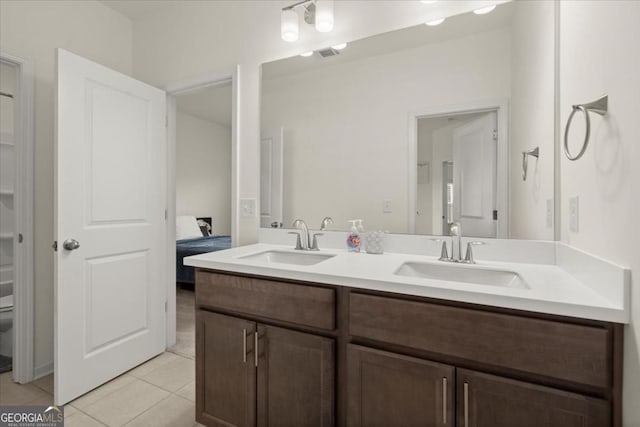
(164, 301), (168, 312)
(52, 240), (58, 251)
(493, 130), (498, 141)
(18, 233), (23, 243)
(164, 209), (168, 220)
(493, 210), (498, 220)
(165, 115), (168, 128)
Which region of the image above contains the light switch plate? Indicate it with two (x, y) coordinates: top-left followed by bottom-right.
(240, 199), (257, 218)
(569, 196), (579, 232)
(383, 199), (393, 213)
(546, 199), (553, 228)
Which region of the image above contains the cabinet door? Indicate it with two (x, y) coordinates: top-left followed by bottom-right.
(257, 324), (335, 426)
(347, 345), (454, 427)
(456, 369), (610, 427)
(196, 311), (256, 427)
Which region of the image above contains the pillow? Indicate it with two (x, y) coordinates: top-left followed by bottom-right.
(176, 216), (203, 240)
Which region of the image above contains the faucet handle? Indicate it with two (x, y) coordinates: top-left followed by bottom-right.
(288, 231), (304, 250)
(310, 233), (324, 251)
(464, 241), (486, 264)
(430, 238), (449, 261)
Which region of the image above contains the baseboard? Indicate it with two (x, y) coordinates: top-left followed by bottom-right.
(33, 360), (53, 380)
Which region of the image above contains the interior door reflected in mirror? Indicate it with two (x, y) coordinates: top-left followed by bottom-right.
(261, 1), (556, 240)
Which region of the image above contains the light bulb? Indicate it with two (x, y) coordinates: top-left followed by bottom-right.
(315, 0), (334, 33)
(425, 17), (445, 26)
(473, 4), (496, 15)
(331, 43), (347, 50)
(281, 9), (299, 42)
(300, 51), (314, 57)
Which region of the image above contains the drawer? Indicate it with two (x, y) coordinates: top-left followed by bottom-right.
(196, 271), (335, 330)
(349, 293), (610, 389)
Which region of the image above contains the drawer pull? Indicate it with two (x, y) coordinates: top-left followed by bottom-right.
(464, 382), (469, 427)
(442, 377), (447, 424)
(242, 329), (247, 363)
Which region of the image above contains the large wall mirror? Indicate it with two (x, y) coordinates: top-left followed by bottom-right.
(261, 0), (556, 240)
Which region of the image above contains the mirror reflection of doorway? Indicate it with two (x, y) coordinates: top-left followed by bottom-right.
(417, 111), (498, 238)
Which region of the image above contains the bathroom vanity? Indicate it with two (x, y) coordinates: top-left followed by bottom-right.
(187, 241), (627, 427)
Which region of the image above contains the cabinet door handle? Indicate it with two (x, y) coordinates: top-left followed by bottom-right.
(442, 377), (447, 424)
(254, 331), (259, 367)
(242, 329), (247, 363)
(464, 382), (469, 427)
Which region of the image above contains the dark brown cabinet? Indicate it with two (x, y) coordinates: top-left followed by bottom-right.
(196, 311), (256, 427)
(457, 369), (610, 427)
(196, 311), (334, 427)
(195, 270), (622, 427)
(347, 345), (454, 427)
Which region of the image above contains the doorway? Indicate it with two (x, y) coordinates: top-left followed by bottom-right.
(170, 81), (233, 359)
(164, 67), (238, 353)
(0, 53), (34, 384)
(408, 99), (508, 238)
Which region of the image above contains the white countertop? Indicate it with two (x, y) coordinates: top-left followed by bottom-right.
(184, 242), (629, 324)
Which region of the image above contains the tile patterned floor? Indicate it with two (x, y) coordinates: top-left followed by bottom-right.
(0, 352), (202, 426)
(0, 288), (201, 426)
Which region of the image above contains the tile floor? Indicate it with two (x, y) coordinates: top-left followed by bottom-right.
(0, 289), (201, 426)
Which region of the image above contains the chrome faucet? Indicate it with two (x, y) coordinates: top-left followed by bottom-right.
(292, 219), (310, 250)
(449, 222), (463, 262)
(320, 216), (334, 231)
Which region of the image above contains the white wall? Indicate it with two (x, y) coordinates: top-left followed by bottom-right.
(416, 120), (435, 235)
(509, 0), (555, 240)
(176, 111), (231, 235)
(0, 0), (133, 376)
(559, 2), (640, 425)
(262, 29), (510, 233)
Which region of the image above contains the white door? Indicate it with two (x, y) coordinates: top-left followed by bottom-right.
(452, 112), (497, 238)
(55, 49), (167, 405)
(260, 127), (284, 228)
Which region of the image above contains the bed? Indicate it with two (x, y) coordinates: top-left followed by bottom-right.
(176, 216), (231, 285)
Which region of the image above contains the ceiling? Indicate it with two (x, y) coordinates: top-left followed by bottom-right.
(99, 0), (169, 20)
(263, 2), (514, 80)
(176, 82), (233, 128)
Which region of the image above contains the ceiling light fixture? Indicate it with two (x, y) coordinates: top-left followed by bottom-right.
(281, 0), (334, 42)
(331, 42), (347, 50)
(300, 51), (314, 57)
(425, 17), (445, 26)
(420, 1), (438, 4)
(473, 4), (497, 15)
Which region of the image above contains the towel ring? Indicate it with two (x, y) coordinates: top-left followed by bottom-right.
(563, 95), (608, 161)
(522, 147), (539, 181)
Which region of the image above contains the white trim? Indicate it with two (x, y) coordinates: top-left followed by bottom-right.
(163, 66), (239, 348)
(1, 51), (35, 384)
(408, 98), (509, 238)
(33, 360), (53, 381)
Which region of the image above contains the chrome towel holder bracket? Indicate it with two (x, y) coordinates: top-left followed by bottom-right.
(563, 95), (608, 161)
(522, 147), (539, 181)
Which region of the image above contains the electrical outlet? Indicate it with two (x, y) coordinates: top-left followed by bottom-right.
(383, 199), (393, 213)
(569, 196), (579, 232)
(240, 199), (256, 218)
(546, 199), (553, 228)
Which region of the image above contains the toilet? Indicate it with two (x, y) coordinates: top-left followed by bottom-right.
(0, 294), (13, 332)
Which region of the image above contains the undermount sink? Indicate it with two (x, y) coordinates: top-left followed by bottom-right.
(394, 261), (529, 289)
(238, 250), (335, 266)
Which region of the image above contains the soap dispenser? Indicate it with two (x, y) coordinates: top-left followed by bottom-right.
(347, 220), (361, 252)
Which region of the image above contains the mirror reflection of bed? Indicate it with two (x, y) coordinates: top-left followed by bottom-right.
(171, 82), (232, 358)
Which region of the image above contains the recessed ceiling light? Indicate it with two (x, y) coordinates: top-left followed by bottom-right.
(331, 43), (347, 50)
(425, 17), (445, 26)
(473, 4), (497, 15)
(300, 51), (314, 57)
(421, 1), (438, 4)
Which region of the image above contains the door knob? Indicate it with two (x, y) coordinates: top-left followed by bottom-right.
(62, 239), (80, 251)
